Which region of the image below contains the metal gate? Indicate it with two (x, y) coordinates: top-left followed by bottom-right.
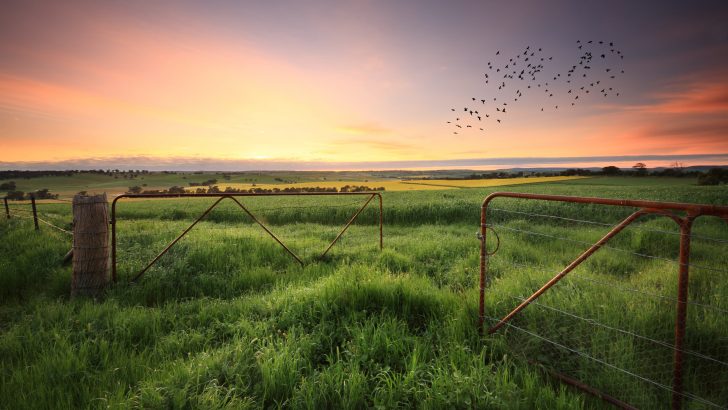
(479, 192), (728, 409)
(111, 192), (383, 282)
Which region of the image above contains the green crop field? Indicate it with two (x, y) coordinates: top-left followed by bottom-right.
(1, 177), (726, 409)
(0, 171), (587, 197)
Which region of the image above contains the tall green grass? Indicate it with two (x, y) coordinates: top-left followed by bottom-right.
(1, 177), (726, 409)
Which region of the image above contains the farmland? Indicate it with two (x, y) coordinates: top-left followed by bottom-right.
(0, 171), (587, 197)
(1, 176), (727, 409)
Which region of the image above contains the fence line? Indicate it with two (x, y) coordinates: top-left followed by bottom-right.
(3, 191), (727, 408)
(3, 196), (73, 236)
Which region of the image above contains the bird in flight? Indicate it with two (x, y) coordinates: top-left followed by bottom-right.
(446, 40), (625, 130)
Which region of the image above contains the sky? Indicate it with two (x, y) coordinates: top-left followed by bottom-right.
(1, 0), (727, 170)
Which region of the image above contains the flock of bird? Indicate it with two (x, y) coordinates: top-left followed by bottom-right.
(448, 40), (626, 134)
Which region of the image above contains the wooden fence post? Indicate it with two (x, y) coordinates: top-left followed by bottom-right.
(3, 197), (8, 219)
(31, 194), (39, 230)
(71, 193), (110, 297)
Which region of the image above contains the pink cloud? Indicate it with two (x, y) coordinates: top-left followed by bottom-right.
(631, 72), (728, 114)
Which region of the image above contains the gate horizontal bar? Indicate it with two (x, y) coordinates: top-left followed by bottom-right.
(481, 192), (728, 218)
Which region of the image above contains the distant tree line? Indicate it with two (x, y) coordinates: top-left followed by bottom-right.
(3, 188), (59, 200)
(561, 165), (724, 181)
(697, 168), (728, 186)
(187, 179), (218, 186)
(410, 164), (726, 182)
(0, 181), (16, 190)
(0, 171), (75, 179)
(126, 185), (385, 195)
(1, 178), (60, 200)
(0, 170), (154, 180)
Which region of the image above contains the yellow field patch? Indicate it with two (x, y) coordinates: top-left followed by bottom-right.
(190, 180), (441, 192)
(198, 176), (587, 192)
(400, 176), (587, 189)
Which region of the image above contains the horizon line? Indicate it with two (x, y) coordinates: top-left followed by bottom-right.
(2, 153), (728, 172)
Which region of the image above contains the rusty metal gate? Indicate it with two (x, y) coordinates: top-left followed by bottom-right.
(479, 192), (728, 409)
(111, 192), (383, 282)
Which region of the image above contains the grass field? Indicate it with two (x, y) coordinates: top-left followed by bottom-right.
(1, 177), (726, 409)
(0, 172), (586, 197)
(1, 171), (388, 198)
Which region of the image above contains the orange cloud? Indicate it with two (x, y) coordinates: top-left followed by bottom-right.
(632, 73), (728, 114)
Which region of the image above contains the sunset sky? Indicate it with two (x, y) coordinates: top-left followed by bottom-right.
(1, 0), (727, 170)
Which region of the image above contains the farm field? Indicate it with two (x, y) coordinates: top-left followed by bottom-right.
(1, 177), (727, 409)
(205, 176), (587, 193)
(0, 172), (587, 198)
(0, 171), (388, 198)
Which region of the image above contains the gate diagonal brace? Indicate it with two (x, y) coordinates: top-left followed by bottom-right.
(227, 197), (304, 266)
(111, 192), (383, 283)
(487, 209), (646, 334)
(131, 196), (228, 282)
(319, 193), (376, 259)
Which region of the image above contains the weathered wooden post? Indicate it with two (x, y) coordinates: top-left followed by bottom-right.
(3, 197), (9, 219)
(71, 193), (110, 297)
(30, 194), (39, 230)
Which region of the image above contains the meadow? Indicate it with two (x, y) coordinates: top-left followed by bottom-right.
(0, 171), (586, 197)
(1, 177), (726, 409)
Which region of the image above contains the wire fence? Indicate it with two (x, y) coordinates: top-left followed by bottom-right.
(3, 192), (727, 408)
(3, 197), (73, 237)
(481, 198), (728, 409)
(2, 193), (385, 282)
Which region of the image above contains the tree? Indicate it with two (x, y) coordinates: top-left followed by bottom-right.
(0, 181), (16, 191)
(602, 166), (621, 175)
(632, 162), (647, 176)
(33, 188), (58, 199)
(697, 168), (728, 186)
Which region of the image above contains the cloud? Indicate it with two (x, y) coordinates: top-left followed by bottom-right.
(627, 119), (728, 154)
(649, 86), (728, 115)
(630, 71), (728, 115)
(650, 119), (728, 138)
(2, 153), (727, 172)
(330, 136), (414, 152)
(335, 123), (391, 135)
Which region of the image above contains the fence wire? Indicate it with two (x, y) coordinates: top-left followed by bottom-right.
(490, 206), (728, 245)
(4, 202), (73, 237)
(483, 205), (728, 409)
